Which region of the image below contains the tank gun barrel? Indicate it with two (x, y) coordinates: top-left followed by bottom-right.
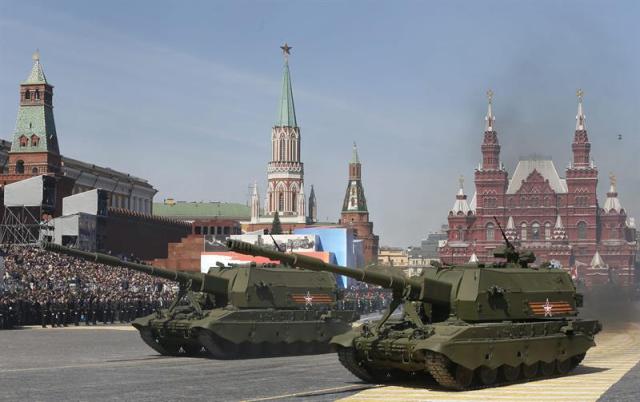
(227, 240), (451, 305)
(42, 243), (228, 294)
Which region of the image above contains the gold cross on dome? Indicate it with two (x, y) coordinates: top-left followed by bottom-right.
(486, 89), (493, 104)
(577, 88), (584, 102)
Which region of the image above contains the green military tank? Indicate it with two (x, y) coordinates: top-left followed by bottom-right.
(43, 243), (358, 358)
(227, 228), (602, 389)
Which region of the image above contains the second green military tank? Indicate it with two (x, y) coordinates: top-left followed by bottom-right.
(43, 243), (357, 358)
(228, 228), (602, 389)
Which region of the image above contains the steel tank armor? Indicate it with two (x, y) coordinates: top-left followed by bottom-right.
(227, 239), (602, 390)
(43, 243), (358, 358)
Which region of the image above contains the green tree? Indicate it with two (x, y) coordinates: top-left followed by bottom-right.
(271, 211), (283, 235)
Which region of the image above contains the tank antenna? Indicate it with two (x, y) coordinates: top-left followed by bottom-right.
(493, 216), (513, 250)
(269, 233), (284, 253)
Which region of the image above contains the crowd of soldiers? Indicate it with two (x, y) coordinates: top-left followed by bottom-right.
(339, 282), (392, 314)
(0, 246), (175, 329)
(1, 246), (394, 330)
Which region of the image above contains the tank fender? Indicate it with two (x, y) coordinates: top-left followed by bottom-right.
(329, 329), (359, 348)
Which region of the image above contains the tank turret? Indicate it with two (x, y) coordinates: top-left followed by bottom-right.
(227, 239), (581, 322)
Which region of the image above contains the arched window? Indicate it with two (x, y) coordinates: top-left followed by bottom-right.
(278, 192), (284, 212)
(457, 225), (464, 241)
(15, 160), (24, 174)
(19, 136), (28, 147)
(520, 223), (527, 240)
(34, 90), (40, 100)
(280, 140), (285, 161)
(24, 90), (30, 100)
(31, 167), (38, 175)
(486, 223), (495, 241)
(531, 197), (539, 207)
(31, 135), (39, 147)
(292, 192), (297, 212)
(531, 222), (540, 240)
(577, 221), (587, 239)
(544, 222), (552, 240)
(610, 227), (618, 239)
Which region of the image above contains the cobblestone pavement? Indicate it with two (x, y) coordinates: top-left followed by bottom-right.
(0, 324), (638, 401)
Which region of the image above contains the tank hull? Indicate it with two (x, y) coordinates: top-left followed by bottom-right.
(132, 308), (357, 359)
(332, 318), (601, 389)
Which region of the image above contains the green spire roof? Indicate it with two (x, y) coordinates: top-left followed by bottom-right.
(351, 142), (360, 164)
(275, 59), (297, 127)
(23, 50), (48, 84)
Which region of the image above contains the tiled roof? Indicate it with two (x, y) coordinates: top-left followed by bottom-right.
(11, 105), (59, 154)
(342, 180), (368, 212)
(23, 53), (47, 84)
(275, 60), (297, 127)
(153, 202), (250, 219)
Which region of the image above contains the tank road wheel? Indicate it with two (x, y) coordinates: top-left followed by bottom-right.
(501, 365), (521, 382)
(455, 365), (475, 388)
(556, 359), (572, 375)
(571, 353), (586, 369)
(478, 366), (498, 386)
(540, 360), (556, 377)
(138, 329), (184, 356)
(196, 331), (235, 359)
(522, 362), (538, 379)
(337, 347), (376, 383)
(180, 344), (202, 356)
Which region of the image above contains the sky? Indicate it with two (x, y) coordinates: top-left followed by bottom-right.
(0, 0), (638, 246)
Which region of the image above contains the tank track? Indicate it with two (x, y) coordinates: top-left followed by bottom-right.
(337, 347), (377, 382)
(426, 352), (468, 390)
(425, 351), (587, 390)
(137, 328), (181, 356)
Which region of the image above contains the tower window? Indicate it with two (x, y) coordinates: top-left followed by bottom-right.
(278, 192), (284, 212)
(35, 90), (40, 100)
(292, 192), (297, 212)
(577, 221), (587, 239)
(19, 136), (28, 147)
(16, 160), (25, 174)
(280, 140), (285, 161)
(486, 223), (495, 241)
(520, 223), (527, 240)
(31, 135), (40, 147)
(25, 90), (31, 100)
(531, 222), (540, 240)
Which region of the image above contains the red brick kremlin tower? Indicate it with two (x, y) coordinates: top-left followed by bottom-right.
(1, 51), (74, 215)
(439, 90), (636, 287)
(339, 143), (379, 264)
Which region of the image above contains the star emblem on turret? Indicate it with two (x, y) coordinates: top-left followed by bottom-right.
(543, 298), (553, 317)
(304, 291), (313, 306)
